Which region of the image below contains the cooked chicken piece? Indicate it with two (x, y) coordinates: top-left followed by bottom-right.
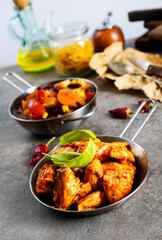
(84, 159), (103, 189)
(71, 167), (85, 180)
(103, 162), (136, 203)
(53, 165), (80, 210)
(77, 191), (107, 211)
(77, 182), (92, 199)
(102, 161), (112, 174)
(109, 142), (129, 148)
(73, 182), (92, 203)
(36, 164), (56, 194)
(110, 147), (135, 163)
(71, 140), (95, 148)
(72, 140), (112, 162)
(94, 142), (112, 161)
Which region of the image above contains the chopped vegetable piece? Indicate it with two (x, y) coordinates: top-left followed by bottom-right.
(108, 107), (132, 119)
(57, 89), (79, 106)
(42, 112), (48, 119)
(57, 79), (71, 88)
(23, 108), (30, 117)
(21, 100), (28, 110)
(43, 97), (58, 108)
(86, 92), (95, 102)
(62, 105), (70, 113)
(26, 89), (37, 100)
(36, 89), (48, 104)
(138, 100), (154, 112)
(48, 92), (56, 98)
(27, 99), (46, 118)
(76, 89), (86, 100)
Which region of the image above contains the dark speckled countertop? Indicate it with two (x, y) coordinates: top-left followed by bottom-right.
(0, 40), (162, 240)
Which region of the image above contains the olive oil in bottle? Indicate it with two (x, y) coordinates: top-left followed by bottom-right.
(9, 0), (54, 72)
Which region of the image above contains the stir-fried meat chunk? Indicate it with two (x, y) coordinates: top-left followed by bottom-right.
(109, 142), (129, 148)
(77, 182), (92, 199)
(36, 164), (56, 194)
(71, 167), (85, 180)
(94, 142), (112, 161)
(53, 165), (80, 210)
(84, 159), (103, 189)
(110, 147), (135, 163)
(71, 140), (112, 161)
(103, 162), (136, 203)
(73, 182), (92, 203)
(77, 191), (107, 211)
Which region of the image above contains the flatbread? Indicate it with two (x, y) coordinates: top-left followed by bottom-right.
(89, 42), (162, 102)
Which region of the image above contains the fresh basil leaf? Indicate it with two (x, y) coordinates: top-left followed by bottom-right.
(44, 152), (81, 161)
(44, 138), (96, 167)
(59, 130), (96, 144)
(52, 129), (97, 152)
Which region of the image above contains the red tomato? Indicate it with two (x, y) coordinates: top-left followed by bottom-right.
(27, 99), (46, 118)
(36, 89), (48, 104)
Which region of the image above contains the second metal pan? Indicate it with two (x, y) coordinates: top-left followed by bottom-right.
(29, 100), (156, 216)
(3, 72), (98, 136)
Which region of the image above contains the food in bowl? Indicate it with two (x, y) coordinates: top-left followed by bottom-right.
(14, 78), (95, 120)
(35, 130), (136, 211)
(54, 40), (94, 76)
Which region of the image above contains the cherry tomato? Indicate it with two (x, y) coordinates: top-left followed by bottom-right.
(27, 99), (46, 118)
(36, 89), (48, 104)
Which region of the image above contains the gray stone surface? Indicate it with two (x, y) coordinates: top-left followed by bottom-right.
(0, 56), (162, 240)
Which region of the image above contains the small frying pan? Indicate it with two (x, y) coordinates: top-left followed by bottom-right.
(3, 72), (97, 136)
(29, 99), (156, 216)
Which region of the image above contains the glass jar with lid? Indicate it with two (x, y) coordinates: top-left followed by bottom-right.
(48, 21), (94, 77)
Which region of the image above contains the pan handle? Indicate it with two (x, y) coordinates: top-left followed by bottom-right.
(3, 72), (32, 93)
(119, 99), (157, 141)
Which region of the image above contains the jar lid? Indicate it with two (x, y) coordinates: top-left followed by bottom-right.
(51, 21), (88, 41)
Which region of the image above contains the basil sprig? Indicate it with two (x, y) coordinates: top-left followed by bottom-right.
(52, 129), (97, 151)
(44, 138), (97, 168)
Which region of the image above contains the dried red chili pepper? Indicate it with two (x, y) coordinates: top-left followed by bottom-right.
(138, 100), (154, 112)
(30, 136), (55, 165)
(108, 107), (132, 119)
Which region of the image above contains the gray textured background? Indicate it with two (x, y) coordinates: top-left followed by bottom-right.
(0, 49), (162, 239)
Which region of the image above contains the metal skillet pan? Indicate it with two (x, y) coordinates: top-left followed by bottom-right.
(29, 99), (156, 216)
(3, 72), (97, 136)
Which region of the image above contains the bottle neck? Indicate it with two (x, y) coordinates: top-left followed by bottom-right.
(15, 2), (38, 32)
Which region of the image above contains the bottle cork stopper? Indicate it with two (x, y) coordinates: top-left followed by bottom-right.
(13, 0), (29, 7)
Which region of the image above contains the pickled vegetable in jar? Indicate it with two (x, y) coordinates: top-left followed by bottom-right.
(50, 22), (94, 77)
